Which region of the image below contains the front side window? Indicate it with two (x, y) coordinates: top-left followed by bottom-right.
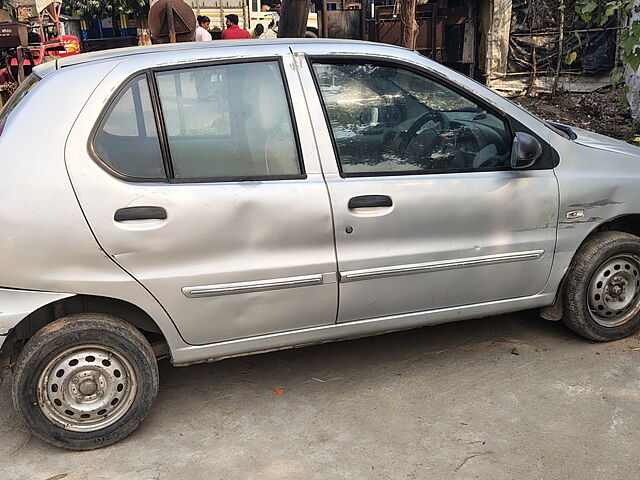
(155, 61), (302, 180)
(93, 74), (165, 179)
(312, 62), (512, 175)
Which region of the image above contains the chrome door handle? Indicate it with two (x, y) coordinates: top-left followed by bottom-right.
(114, 206), (167, 222)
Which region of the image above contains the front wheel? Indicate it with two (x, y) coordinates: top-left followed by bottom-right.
(563, 231), (640, 341)
(12, 313), (159, 450)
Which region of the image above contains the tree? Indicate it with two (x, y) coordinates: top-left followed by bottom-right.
(278, 0), (311, 38)
(64, 0), (151, 36)
(398, 0), (418, 50)
(567, 0), (640, 105)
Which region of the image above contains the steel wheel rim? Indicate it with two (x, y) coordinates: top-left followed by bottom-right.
(36, 344), (138, 432)
(588, 254), (640, 327)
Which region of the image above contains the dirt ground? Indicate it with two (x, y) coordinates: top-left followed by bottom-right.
(511, 87), (640, 143)
(2, 311), (640, 480)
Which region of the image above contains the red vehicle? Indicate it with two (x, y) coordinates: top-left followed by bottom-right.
(1, 2), (81, 84)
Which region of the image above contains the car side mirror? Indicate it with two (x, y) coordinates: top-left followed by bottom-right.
(510, 132), (543, 169)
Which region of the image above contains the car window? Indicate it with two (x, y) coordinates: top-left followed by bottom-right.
(93, 74), (165, 179)
(312, 62), (512, 176)
(155, 61), (302, 180)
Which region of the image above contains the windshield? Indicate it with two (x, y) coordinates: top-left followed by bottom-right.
(0, 73), (41, 126)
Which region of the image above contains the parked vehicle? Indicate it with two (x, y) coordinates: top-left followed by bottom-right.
(1, 40), (640, 450)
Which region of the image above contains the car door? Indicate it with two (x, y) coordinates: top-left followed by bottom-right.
(295, 53), (559, 323)
(65, 50), (338, 345)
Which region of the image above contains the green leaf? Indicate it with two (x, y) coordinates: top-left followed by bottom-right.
(604, 3), (618, 21)
(566, 51), (578, 65)
(610, 68), (624, 86)
(627, 52), (640, 72)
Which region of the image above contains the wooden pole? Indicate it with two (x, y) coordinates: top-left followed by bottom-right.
(551, 3), (565, 97)
(17, 47), (25, 84)
(399, 0), (418, 50)
(321, 0), (328, 38)
(278, 0), (312, 38)
(166, 3), (176, 43)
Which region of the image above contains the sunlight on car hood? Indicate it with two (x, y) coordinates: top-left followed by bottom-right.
(571, 127), (640, 157)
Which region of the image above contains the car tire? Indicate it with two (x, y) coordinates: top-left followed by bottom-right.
(11, 313), (159, 450)
(305, 28), (319, 38)
(563, 231), (640, 341)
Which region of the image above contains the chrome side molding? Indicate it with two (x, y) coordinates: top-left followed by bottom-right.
(340, 250), (545, 283)
(183, 274), (324, 298)
(182, 250), (544, 297)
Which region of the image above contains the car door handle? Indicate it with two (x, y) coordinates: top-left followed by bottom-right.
(114, 206), (167, 222)
(348, 195), (393, 209)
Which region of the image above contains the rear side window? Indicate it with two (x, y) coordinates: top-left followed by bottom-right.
(154, 61), (302, 180)
(93, 75), (165, 179)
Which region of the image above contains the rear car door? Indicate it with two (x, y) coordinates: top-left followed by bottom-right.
(65, 49), (338, 345)
(295, 52), (559, 323)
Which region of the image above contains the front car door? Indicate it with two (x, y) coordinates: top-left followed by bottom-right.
(65, 47), (338, 345)
(293, 47), (559, 323)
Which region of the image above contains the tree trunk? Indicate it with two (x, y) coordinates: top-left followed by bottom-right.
(399, 0), (418, 50)
(278, 0), (312, 38)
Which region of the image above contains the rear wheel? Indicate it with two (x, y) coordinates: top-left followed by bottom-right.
(12, 313), (159, 450)
(563, 231), (640, 341)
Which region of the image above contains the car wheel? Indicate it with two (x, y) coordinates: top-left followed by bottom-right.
(563, 231), (640, 341)
(305, 29), (318, 38)
(11, 313), (159, 450)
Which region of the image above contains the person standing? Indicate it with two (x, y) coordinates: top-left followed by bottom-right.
(252, 24), (265, 39)
(195, 16), (212, 41)
(221, 14), (252, 39)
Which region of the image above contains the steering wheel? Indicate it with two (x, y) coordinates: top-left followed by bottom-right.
(398, 109), (449, 154)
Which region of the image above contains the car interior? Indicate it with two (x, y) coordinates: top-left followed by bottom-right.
(312, 63), (512, 174)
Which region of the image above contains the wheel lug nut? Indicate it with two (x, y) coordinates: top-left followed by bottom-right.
(72, 378), (79, 384)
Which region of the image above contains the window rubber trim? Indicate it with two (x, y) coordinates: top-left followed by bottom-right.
(88, 57), (307, 184)
(149, 56), (307, 184)
(88, 70), (170, 183)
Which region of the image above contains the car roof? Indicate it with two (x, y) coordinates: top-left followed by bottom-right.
(55, 39), (406, 70)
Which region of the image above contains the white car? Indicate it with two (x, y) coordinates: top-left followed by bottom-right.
(1, 39), (640, 450)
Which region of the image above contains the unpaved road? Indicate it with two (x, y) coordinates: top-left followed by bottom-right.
(1, 310), (639, 480)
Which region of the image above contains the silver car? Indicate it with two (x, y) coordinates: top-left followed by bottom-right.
(2, 39), (640, 450)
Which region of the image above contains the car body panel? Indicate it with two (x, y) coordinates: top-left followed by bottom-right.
(1, 40), (640, 366)
(0, 59), (187, 356)
(64, 46), (339, 345)
(544, 133), (640, 294)
(0, 289), (75, 353)
(290, 47), (558, 322)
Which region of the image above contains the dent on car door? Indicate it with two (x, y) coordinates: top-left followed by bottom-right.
(307, 59), (559, 323)
(67, 56), (338, 345)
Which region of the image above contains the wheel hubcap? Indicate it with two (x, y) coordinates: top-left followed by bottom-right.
(37, 345), (137, 432)
(588, 255), (640, 327)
